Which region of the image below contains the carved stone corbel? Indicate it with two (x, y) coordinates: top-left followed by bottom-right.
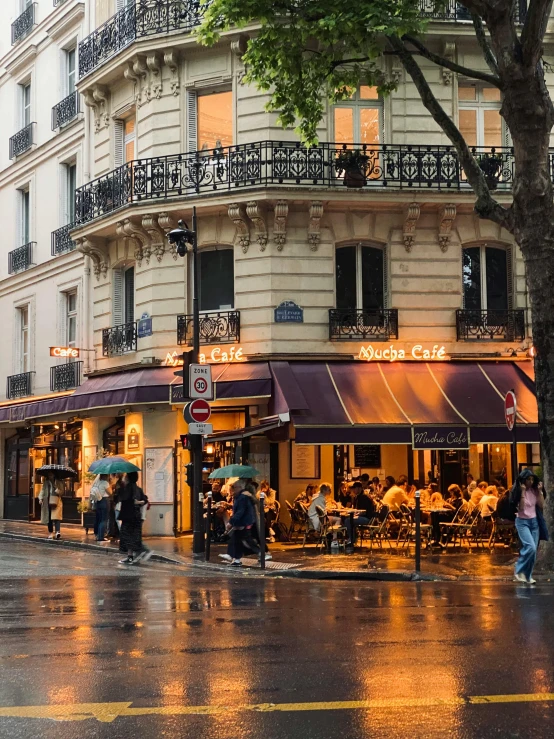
(147, 52), (162, 100)
(441, 42), (456, 85)
(438, 204), (457, 252)
(273, 200), (289, 251)
(157, 212), (177, 260)
(308, 201), (323, 251)
(84, 84), (109, 131)
(164, 51), (180, 96)
(228, 203), (250, 253)
(246, 201), (268, 251)
(390, 56), (403, 85)
(403, 203), (421, 252)
(117, 219), (151, 267)
(143, 213), (167, 263)
(75, 237), (108, 280)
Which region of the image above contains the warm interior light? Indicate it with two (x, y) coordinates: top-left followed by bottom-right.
(205, 444), (214, 455)
(529, 345), (536, 358)
(495, 447), (500, 453)
(54, 424), (60, 430)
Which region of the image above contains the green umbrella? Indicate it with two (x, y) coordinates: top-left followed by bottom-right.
(208, 464), (261, 479)
(87, 456), (141, 474)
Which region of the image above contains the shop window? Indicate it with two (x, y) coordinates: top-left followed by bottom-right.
(113, 265), (135, 325)
(199, 248), (234, 311)
(458, 83), (507, 149)
(462, 244), (512, 311)
(187, 89), (233, 152)
(333, 86), (383, 145)
(335, 242), (387, 311)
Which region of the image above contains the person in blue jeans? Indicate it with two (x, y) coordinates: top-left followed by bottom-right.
(91, 474), (111, 542)
(510, 469), (546, 584)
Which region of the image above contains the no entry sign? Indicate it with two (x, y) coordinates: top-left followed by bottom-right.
(505, 390), (517, 431)
(183, 399), (211, 424)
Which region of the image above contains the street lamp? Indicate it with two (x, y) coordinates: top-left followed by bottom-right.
(168, 206), (204, 553)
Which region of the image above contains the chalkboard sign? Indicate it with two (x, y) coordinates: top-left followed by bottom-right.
(354, 445), (381, 468)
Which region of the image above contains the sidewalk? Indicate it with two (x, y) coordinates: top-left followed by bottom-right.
(0, 519), (536, 581)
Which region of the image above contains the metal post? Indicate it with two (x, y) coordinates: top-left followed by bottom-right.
(415, 489), (421, 573)
(191, 206), (204, 554)
(259, 492), (266, 570)
(205, 491), (212, 562)
(512, 423), (518, 487)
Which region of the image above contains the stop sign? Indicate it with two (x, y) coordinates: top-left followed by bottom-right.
(184, 398), (211, 424)
(505, 390), (517, 431)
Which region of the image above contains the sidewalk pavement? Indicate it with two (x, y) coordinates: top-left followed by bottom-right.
(0, 519), (541, 582)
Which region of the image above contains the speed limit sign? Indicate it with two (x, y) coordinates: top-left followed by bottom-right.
(189, 364), (213, 400)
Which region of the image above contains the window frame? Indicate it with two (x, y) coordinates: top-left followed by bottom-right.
(21, 81), (31, 128)
(20, 187), (30, 245)
(457, 81), (507, 149)
(335, 241), (388, 312)
(65, 47), (76, 96)
(19, 305), (30, 374)
(197, 246), (235, 313)
(332, 86), (384, 145)
(462, 243), (513, 311)
(65, 290), (78, 349)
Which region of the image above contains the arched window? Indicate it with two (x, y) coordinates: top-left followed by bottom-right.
(462, 244), (512, 311)
(335, 242), (387, 311)
(199, 247), (234, 312)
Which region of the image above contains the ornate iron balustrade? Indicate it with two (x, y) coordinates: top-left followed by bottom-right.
(51, 224), (76, 256)
(329, 309), (399, 341)
(419, 0), (526, 22)
(79, 0), (205, 79)
(52, 91), (80, 130)
(456, 309), (526, 341)
(8, 242), (35, 274)
(50, 361), (83, 392)
(54, 0), (68, 6)
(75, 142), (521, 226)
(102, 322), (138, 355)
(7, 372), (34, 400)
(177, 311), (240, 345)
(12, 3), (36, 44)
(9, 123), (34, 159)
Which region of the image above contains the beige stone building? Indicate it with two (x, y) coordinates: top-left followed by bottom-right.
(0, 0), (541, 534)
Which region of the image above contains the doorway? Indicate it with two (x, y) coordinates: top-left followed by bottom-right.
(4, 431), (32, 520)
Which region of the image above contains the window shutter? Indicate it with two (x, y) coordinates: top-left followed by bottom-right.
(382, 245), (389, 309)
(114, 120), (125, 168)
(58, 292), (68, 349)
(506, 246), (514, 310)
(186, 90), (198, 152)
(113, 268), (124, 326)
(124, 267), (135, 324)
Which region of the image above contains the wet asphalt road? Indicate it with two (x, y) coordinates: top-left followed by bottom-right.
(1, 541), (554, 738)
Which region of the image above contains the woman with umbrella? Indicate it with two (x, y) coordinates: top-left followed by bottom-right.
(36, 465), (76, 540)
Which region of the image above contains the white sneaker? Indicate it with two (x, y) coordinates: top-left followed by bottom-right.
(218, 554), (232, 562)
(514, 572), (527, 583)
(330, 540), (340, 549)
(47, 534), (54, 539)
(231, 560), (242, 567)
(527, 577), (536, 584)
(55, 532), (61, 540)
(265, 554), (273, 561)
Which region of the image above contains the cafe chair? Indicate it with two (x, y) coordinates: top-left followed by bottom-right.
(488, 518), (517, 551)
(286, 500), (307, 543)
(397, 504), (432, 551)
(315, 505), (347, 552)
(364, 505), (392, 551)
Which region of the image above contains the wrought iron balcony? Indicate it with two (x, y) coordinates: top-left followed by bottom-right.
(12, 3), (36, 44)
(8, 242), (35, 274)
(51, 224), (77, 256)
(54, 0), (68, 6)
(102, 322), (138, 356)
(9, 123), (34, 159)
(419, 0), (526, 22)
(79, 0), (205, 79)
(177, 311), (240, 346)
(50, 361), (83, 392)
(7, 372), (34, 400)
(329, 308), (399, 341)
(75, 142), (521, 226)
(456, 309), (526, 341)
(52, 91), (80, 130)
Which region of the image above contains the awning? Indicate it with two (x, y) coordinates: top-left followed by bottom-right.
(206, 413), (290, 443)
(272, 361), (539, 445)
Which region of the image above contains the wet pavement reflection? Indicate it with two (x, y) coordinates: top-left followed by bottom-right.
(1, 541), (554, 738)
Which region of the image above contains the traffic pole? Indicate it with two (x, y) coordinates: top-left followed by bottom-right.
(512, 422), (518, 486)
(259, 492), (266, 570)
(415, 489), (421, 573)
(205, 491), (212, 562)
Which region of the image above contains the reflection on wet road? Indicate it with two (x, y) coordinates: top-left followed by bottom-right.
(1, 541), (554, 738)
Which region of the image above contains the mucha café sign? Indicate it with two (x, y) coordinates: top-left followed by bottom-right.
(412, 426), (470, 450)
(358, 344), (448, 362)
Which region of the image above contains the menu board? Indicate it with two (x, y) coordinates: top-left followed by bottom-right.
(144, 447), (174, 503)
(354, 445), (381, 469)
(290, 443), (320, 479)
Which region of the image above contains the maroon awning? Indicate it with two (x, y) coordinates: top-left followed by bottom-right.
(67, 367), (177, 411)
(212, 362), (272, 400)
(206, 413), (289, 442)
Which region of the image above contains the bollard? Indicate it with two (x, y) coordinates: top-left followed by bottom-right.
(415, 489), (421, 573)
(259, 491), (266, 570)
(205, 491), (212, 562)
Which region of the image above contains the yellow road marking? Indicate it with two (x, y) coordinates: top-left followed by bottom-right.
(1, 694), (554, 723)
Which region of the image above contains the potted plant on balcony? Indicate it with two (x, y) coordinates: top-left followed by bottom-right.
(335, 149), (369, 188)
(476, 151), (504, 190)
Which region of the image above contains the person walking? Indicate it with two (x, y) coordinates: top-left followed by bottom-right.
(90, 474), (111, 542)
(510, 469), (548, 584)
(118, 472), (151, 565)
(225, 479), (259, 567)
(38, 472), (64, 540)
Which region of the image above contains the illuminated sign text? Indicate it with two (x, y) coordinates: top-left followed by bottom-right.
(50, 346), (80, 358)
(358, 344), (447, 362)
(164, 346), (246, 367)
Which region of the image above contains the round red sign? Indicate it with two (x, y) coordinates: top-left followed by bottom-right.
(505, 390), (517, 431)
(188, 398), (211, 423)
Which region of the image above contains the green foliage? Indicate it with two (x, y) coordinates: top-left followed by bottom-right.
(198, 0), (426, 144)
(334, 148), (370, 174)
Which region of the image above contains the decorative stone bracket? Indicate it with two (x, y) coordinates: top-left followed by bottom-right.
(75, 237), (108, 279)
(246, 201), (268, 251)
(164, 51), (180, 96)
(403, 203), (421, 252)
(441, 42), (456, 85)
(308, 201), (323, 251)
(116, 219), (150, 266)
(146, 212), (171, 261)
(228, 203), (250, 253)
(438, 204), (457, 252)
(115, 214), (173, 265)
(273, 200), (289, 250)
(84, 84), (109, 132)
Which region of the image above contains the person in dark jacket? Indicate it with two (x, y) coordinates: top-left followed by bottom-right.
(510, 469), (548, 584)
(225, 479), (258, 567)
(118, 472), (151, 565)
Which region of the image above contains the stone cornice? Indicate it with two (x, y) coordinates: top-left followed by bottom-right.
(46, 2), (85, 42)
(5, 45), (38, 78)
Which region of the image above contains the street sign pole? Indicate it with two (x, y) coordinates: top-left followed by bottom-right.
(205, 491), (212, 562)
(190, 206), (204, 554)
(414, 489), (421, 573)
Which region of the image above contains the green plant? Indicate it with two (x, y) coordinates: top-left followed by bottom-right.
(476, 152), (503, 189)
(77, 499), (91, 514)
(335, 148), (370, 175)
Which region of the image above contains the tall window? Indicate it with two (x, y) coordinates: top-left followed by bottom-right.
(66, 48), (76, 95)
(21, 82), (31, 128)
(462, 244), (511, 311)
(458, 83), (503, 149)
(19, 306), (30, 373)
(333, 86), (383, 145)
(199, 249), (234, 311)
(66, 291), (77, 349)
(65, 162), (77, 224)
(115, 116), (136, 166)
(113, 265), (135, 325)
(187, 90), (233, 152)
(20, 188), (30, 244)
(335, 243), (386, 311)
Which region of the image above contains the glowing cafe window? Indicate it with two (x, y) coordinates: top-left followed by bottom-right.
(458, 83), (504, 149)
(336, 242), (387, 311)
(333, 86), (383, 145)
(199, 248), (234, 312)
(462, 244), (512, 311)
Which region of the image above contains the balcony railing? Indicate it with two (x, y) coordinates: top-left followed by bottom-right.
(102, 322), (138, 355)
(329, 309), (399, 341)
(456, 309), (525, 341)
(177, 311), (240, 345)
(7, 372), (34, 400)
(75, 142), (522, 226)
(50, 361), (83, 392)
(9, 123), (34, 159)
(8, 242), (35, 274)
(54, 0), (68, 6)
(52, 91), (80, 130)
(79, 0), (205, 79)
(51, 224), (77, 256)
(419, 0), (526, 22)
(12, 3), (36, 44)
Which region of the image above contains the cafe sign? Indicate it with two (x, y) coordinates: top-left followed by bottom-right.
(358, 344), (448, 362)
(412, 426), (470, 450)
(164, 346), (246, 366)
(50, 346), (80, 358)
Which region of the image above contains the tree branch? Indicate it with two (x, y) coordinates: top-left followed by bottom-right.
(401, 35), (502, 87)
(387, 36), (514, 233)
(471, 13), (499, 76)
(521, 0), (554, 68)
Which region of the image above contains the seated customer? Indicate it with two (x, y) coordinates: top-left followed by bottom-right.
(470, 481), (488, 508)
(344, 484), (378, 546)
(445, 484), (465, 512)
(308, 483), (341, 548)
(382, 475), (410, 511)
(338, 481), (351, 508)
(493, 487), (515, 522)
(480, 485), (499, 519)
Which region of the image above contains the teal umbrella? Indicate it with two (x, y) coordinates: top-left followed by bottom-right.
(87, 456), (141, 474)
(208, 464), (260, 479)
